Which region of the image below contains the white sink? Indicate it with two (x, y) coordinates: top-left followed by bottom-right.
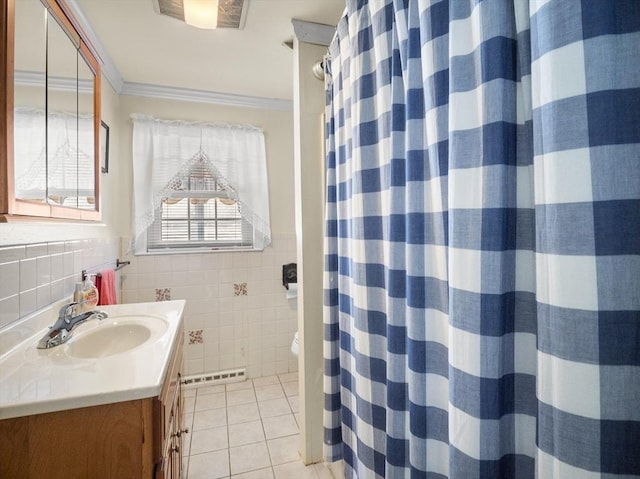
(0, 300), (186, 421)
(64, 315), (168, 359)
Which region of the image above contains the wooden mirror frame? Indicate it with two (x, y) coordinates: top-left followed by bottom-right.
(0, 0), (102, 222)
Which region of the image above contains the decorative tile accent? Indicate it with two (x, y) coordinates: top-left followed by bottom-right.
(234, 282), (247, 296)
(156, 288), (171, 301)
(189, 329), (204, 345)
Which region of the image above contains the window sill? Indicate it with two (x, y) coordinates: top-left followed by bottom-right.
(134, 247), (264, 256)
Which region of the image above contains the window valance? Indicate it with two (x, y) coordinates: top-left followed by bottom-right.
(131, 114), (271, 252)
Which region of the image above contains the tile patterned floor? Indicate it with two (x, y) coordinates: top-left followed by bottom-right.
(182, 373), (344, 479)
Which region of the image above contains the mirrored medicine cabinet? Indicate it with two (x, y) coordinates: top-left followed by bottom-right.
(1, 0), (102, 221)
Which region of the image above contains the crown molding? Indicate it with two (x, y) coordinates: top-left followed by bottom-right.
(57, 1), (293, 111)
(121, 82), (293, 111)
(65, 0), (124, 93)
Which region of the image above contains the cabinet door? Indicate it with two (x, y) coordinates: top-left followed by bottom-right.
(157, 330), (184, 479)
(13, 0), (47, 205)
(154, 456), (166, 479)
(175, 376), (185, 478)
(171, 376), (185, 478)
(162, 400), (176, 479)
(2, 0), (101, 221)
(171, 439), (180, 479)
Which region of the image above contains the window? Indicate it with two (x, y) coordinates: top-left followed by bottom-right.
(147, 155), (254, 251)
(131, 115), (271, 254)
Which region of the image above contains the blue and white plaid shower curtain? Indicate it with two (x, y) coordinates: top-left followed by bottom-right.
(323, 1), (640, 478)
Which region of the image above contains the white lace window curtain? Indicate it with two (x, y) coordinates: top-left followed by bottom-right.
(131, 114), (271, 253)
(14, 107), (94, 203)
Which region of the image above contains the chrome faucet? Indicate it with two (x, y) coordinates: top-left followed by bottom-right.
(37, 302), (108, 349)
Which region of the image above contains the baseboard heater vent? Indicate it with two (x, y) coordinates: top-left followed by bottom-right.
(181, 368), (246, 389)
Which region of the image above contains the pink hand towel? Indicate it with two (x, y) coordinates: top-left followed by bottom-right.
(96, 269), (117, 305)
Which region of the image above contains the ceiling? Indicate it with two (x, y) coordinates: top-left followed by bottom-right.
(74, 0), (346, 101)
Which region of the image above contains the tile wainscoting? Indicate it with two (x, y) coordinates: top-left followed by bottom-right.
(0, 237), (120, 331)
(119, 234), (299, 378)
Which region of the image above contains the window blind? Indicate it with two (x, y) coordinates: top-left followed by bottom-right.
(147, 159), (253, 251)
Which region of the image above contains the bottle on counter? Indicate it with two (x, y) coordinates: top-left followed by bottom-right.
(81, 275), (99, 311)
(73, 282), (83, 304)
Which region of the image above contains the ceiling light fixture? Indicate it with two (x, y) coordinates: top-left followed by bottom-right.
(183, 0), (219, 29)
(153, 0), (248, 30)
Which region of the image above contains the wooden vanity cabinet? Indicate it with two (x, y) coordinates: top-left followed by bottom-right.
(155, 329), (186, 479)
(0, 329), (185, 479)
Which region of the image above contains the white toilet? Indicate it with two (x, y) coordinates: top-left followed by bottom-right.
(290, 331), (299, 356)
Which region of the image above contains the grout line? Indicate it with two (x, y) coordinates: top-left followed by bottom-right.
(225, 384), (232, 477)
(188, 375), (301, 478)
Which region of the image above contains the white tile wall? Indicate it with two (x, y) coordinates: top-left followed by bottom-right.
(0, 238), (120, 331)
(119, 234), (298, 379)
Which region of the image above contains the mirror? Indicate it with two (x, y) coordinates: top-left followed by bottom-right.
(13, 0), (47, 204)
(46, 9), (80, 208)
(3, 0), (101, 220)
(77, 50), (96, 209)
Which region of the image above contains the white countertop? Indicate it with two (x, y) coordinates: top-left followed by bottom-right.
(0, 300), (185, 420)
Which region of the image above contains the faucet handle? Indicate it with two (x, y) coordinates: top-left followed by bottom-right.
(58, 302), (78, 323)
(93, 311), (108, 321)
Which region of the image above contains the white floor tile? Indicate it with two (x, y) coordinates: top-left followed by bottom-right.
(312, 462), (334, 479)
(253, 376), (279, 388)
(228, 401), (260, 425)
(196, 392), (226, 411)
(327, 460), (345, 479)
(262, 414), (298, 440)
(273, 461), (319, 479)
(189, 449), (230, 479)
(232, 467), (275, 479)
(182, 455), (189, 477)
(267, 435), (300, 466)
(229, 420), (266, 447)
(281, 381), (298, 397)
(188, 381), (303, 479)
(190, 426), (229, 455)
(258, 398), (292, 418)
(198, 384), (227, 395)
(287, 396), (299, 414)
(227, 379), (254, 391)
(277, 372), (298, 384)
(193, 407), (227, 431)
(227, 387), (257, 405)
(229, 442), (272, 476)
(312, 462), (333, 479)
(255, 384), (285, 402)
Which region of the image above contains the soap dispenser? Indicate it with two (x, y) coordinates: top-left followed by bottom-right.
(81, 274), (99, 311)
